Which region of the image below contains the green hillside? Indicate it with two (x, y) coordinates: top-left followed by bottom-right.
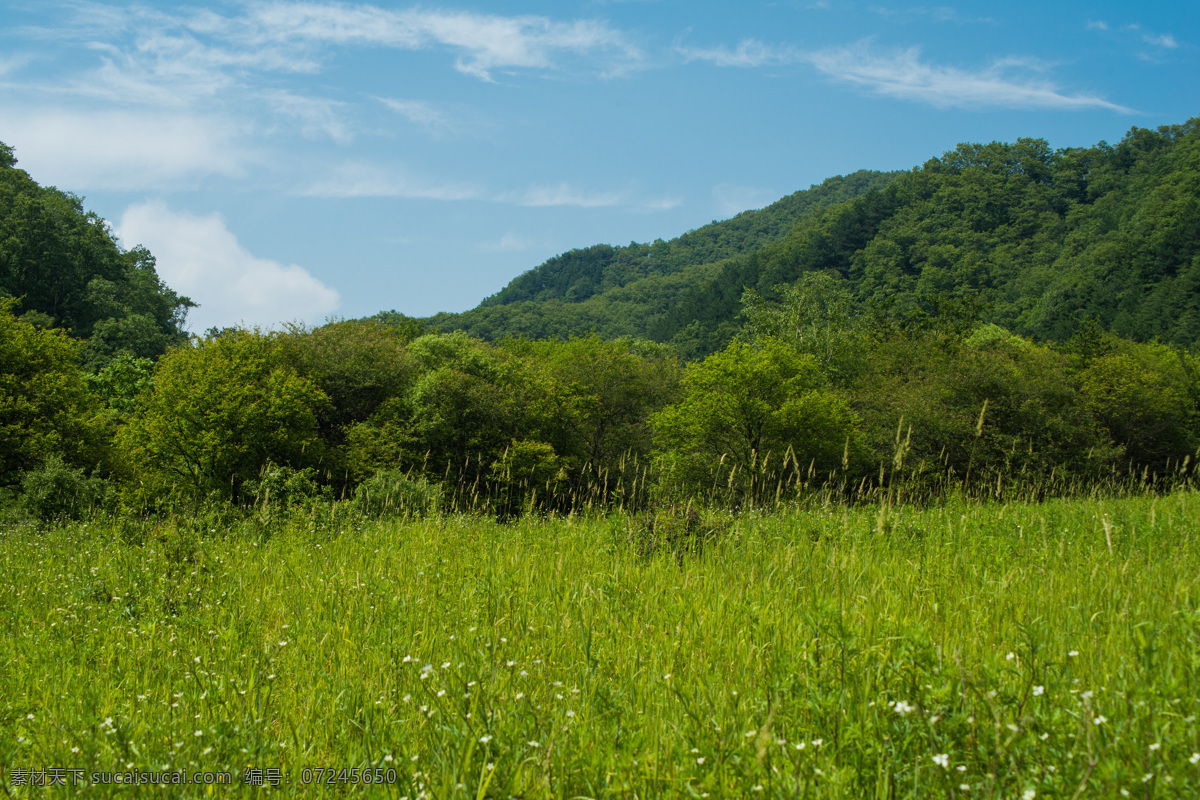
(420, 170), (901, 348)
(421, 120), (1200, 357)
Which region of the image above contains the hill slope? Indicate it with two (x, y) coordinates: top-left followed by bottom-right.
(419, 120), (1200, 357)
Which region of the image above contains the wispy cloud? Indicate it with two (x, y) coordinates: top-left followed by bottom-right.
(220, 2), (641, 81)
(1086, 20), (1109, 31)
(479, 232), (543, 253)
(1143, 33), (1179, 49)
(677, 38), (801, 68)
(301, 161), (482, 200)
(504, 182), (679, 211)
(116, 200), (341, 331)
(264, 90), (353, 142)
(868, 5), (993, 24)
(807, 41), (1133, 111)
(513, 182), (627, 208)
(679, 36), (1130, 112)
(377, 97), (457, 136)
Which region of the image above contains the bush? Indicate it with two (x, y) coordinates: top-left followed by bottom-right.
(243, 463), (326, 511)
(19, 455), (108, 520)
(354, 469), (442, 518)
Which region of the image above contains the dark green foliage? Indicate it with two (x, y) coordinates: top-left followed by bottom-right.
(353, 468), (443, 518)
(86, 353), (154, 414)
(243, 463), (326, 510)
(625, 503), (724, 563)
(277, 318), (417, 489)
(19, 454), (108, 521)
(0, 144), (193, 367)
(116, 330), (329, 504)
(500, 334), (682, 482)
(651, 338), (863, 502)
(0, 301), (106, 487)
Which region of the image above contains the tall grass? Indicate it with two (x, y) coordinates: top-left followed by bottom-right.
(3, 492), (1200, 797)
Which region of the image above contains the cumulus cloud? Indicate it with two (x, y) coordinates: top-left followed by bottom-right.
(116, 200), (340, 331)
(0, 108), (249, 190)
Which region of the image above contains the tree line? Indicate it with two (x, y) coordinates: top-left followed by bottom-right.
(4, 284), (1197, 520)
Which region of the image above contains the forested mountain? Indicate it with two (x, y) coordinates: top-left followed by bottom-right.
(0, 142), (193, 369)
(423, 120), (1200, 357)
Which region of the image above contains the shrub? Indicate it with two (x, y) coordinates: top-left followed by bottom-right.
(354, 469), (442, 518)
(19, 455), (108, 520)
(243, 463), (326, 511)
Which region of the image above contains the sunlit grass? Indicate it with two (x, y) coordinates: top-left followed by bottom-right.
(3, 492), (1200, 797)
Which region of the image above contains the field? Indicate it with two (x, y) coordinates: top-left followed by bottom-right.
(3, 493), (1200, 798)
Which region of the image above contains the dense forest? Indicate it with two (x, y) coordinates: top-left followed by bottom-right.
(1, 123), (1198, 522)
(427, 121), (1200, 359)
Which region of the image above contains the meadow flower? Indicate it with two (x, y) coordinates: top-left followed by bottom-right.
(1033, 686), (1044, 696)
(893, 700), (915, 716)
(933, 753), (949, 769)
(1022, 790), (1035, 800)
(1094, 715), (1107, 725)
(479, 735), (492, 744)
(1190, 753), (1200, 764)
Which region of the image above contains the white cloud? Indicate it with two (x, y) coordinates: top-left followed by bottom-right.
(677, 38), (801, 68)
(245, 4), (641, 80)
(512, 182), (626, 208)
(1086, 20), (1109, 31)
(116, 200), (340, 331)
(805, 41), (1134, 111)
(0, 108), (249, 190)
(679, 36), (1131, 112)
(480, 232), (541, 252)
(378, 97), (453, 134)
(1143, 33), (1179, 49)
(301, 162), (482, 199)
(503, 182), (679, 211)
(262, 90), (353, 142)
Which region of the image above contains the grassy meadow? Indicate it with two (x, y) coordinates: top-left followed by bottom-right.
(3, 493), (1200, 798)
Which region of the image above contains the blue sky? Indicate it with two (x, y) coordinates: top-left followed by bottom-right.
(1, 1), (1196, 331)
